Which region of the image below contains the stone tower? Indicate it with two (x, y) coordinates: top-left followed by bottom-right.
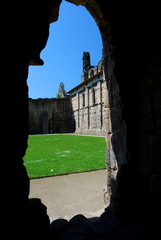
(82, 52), (91, 81)
(57, 82), (66, 98)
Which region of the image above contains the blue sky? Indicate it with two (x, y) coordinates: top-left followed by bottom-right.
(27, 0), (102, 99)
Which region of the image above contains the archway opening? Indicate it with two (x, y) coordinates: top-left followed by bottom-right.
(26, 0), (109, 220)
(27, 1), (102, 99)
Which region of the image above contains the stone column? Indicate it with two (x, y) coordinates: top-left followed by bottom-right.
(98, 80), (103, 129)
(87, 87), (90, 129)
(77, 92), (80, 129)
(84, 87), (89, 130)
(102, 40), (127, 197)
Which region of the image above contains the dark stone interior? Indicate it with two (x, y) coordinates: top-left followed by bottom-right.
(3, 0), (161, 239)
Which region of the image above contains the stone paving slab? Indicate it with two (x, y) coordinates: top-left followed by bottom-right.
(29, 169), (108, 221)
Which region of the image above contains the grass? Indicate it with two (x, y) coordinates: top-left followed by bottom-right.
(23, 134), (107, 179)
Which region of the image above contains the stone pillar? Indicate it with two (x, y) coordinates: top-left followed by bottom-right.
(84, 87), (89, 130)
(87, 87), (90, 129)
(102, 40), (127, 197)
(98, 80), (103, 129)
(77, 92), (80, 129)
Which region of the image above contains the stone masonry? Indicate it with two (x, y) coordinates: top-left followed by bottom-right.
(28, 97), (73, 134)
(67, 52), (109, 136)
(29, 52), (109, 136)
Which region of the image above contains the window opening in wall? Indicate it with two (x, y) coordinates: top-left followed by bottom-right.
(26, 0), (108, 220)
(92, 88), (96, 105)
(90, 69), (94, 78)
(82, 93), (85, 107)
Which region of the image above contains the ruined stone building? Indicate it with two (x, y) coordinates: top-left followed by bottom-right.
(28, 52), (109, 136)
(4, 1), (161, 239)
(28, 97), (72, 134)
(67, 52), (109, 136)
(28, 80), (73, 134)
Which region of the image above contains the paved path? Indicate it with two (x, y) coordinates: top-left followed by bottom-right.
(29, 169), (108, 221)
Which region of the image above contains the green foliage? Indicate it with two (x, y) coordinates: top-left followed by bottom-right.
(23, 134), (106, 179)
(56, 92), (61, 99)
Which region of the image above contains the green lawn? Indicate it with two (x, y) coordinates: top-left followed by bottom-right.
(23, 134), (107, 179)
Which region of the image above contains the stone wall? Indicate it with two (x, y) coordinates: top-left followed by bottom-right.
(68, 53), (109, 136)
(28, 97), (74, 134)
(28, 61), (109, 137)
(71, 78), (109, 136)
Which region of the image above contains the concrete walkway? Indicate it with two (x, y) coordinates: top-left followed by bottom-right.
(29, 169), (108, 221)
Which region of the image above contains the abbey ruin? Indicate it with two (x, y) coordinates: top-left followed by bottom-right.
(29, 52), (109, 136)
(3, 0), (161, 239)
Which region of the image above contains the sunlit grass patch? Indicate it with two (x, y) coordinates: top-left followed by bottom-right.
(23, 134), (106, 178)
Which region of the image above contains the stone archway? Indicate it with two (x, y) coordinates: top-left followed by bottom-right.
(28, 0), (113, 217)
(3, 0), (161, 239)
